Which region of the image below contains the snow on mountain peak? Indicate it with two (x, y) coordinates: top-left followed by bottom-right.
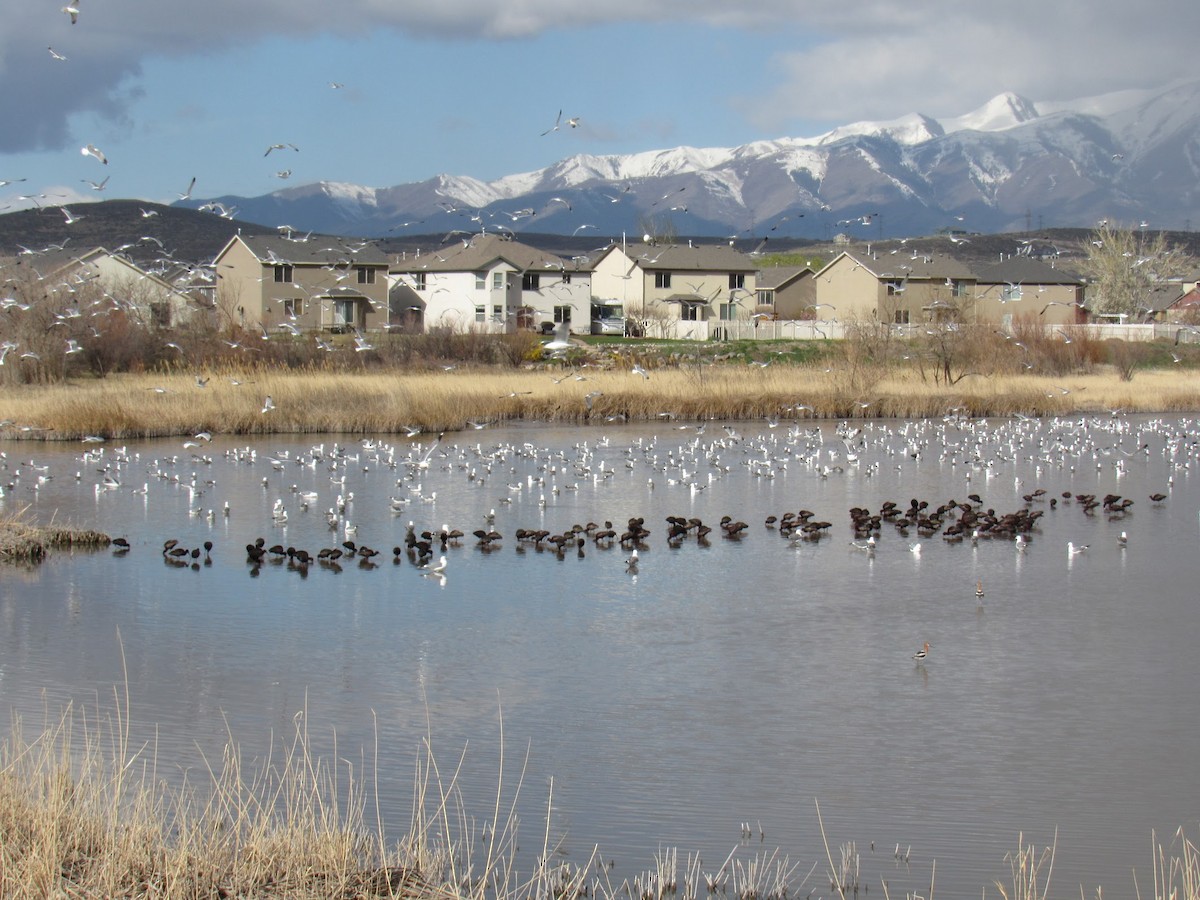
(942, 91), (1039, 134)
(814, 112), (945, 147)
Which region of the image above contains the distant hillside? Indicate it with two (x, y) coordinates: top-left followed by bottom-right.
(3, 202), (1197, 278)
(0, 199), (280, 266)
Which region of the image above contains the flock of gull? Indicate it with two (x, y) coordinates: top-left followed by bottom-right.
(5, 411), (1187, 593)
(4, 407), (1193, 663)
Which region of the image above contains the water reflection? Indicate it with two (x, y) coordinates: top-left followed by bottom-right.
(2, 414), (1199, 897)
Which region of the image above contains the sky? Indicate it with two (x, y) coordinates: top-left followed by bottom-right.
(2, 0), (1198, 214)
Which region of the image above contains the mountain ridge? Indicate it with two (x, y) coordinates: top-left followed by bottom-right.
(176, 78), (1200, 239)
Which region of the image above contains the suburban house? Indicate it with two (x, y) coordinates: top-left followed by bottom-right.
(813, 250), (977, 325)
(590, 241), (758, 338)
(972, 257), (1086, 328)
(211, 234), (391, 334)
(1169, 285), (1200, 322)
(388, 233), (592, 334)
(16, 245), (200, 328)
(754, 265), (815, 319)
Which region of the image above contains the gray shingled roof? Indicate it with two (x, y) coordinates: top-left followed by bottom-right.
(391, 233), (580, 274)
(232, 234), (389, 266)
(973, 256), (1083, 286)
(825, 249), (976, 281)
(755, 265), (812, 290)
(626, 242), (757, 273)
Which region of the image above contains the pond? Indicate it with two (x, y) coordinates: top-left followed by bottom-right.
(2, 413), (1198, 898)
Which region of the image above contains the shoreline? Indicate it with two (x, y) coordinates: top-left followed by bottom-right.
(2, 365), (1200, 442)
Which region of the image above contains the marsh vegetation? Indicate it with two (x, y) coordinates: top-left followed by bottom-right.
(1, 326), (1200, 440)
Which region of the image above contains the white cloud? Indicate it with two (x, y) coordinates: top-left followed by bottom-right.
(743, 3), (1200, 133)
(1, 0), (1198, 158)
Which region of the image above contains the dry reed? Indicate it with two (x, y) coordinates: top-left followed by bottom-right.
(2, 364), (1200, 442)
(2, 696), (1197, 900)
(0, 508), (110, 562)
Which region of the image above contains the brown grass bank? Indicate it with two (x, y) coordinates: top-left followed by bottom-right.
(1, 365), (1200, 442)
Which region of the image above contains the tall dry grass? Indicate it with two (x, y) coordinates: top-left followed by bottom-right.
(0, 509), (110, 562)
(2, 364), (1200, 441)
(2, 693), (1198, 900)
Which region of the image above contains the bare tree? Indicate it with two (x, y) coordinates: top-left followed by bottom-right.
(1082, 222), (1193, 319)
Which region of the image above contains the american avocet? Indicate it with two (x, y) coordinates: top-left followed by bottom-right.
(912, 642), (930, 662)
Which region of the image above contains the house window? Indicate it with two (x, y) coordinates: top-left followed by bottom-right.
(412, 272), (426, 290)
(1002, 284), (1022, 301)
(719, 303), (737, 321)
(282, 298), (303, 318)
(951, 280), (969, 298)
(681, 303), (700, 321)
(493, 272), (505, 290)
(522, 272), (541, 291)
(729, 273), (745, 290)
(757, 290), (775, 307)
(475, 272), (487, 290)
(356, 267), (376, 285)
(893, 309), (910, 324)
(553, 305), (572, 324)
(655, 272), (672, 289)
(885, 279), (905, 296)
(475, 305), (486, 322)
(273, 264), (293, 283)
(493, 305), (504, 321)
(150, 302), (171, 328)
(561, 273), (572, 285)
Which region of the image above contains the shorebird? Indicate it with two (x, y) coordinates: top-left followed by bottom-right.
(48, 46), (67, 61)
(264, 143), (299, 156)
(60, 206), (83, 224)
(1067, 541), (1089, 557)
(62, 5), (80, 24)
(261, 395), (275, 414)
(912, 642), (930, 663)
(81, 176), (109, 191)
(177, 176), (197, 201)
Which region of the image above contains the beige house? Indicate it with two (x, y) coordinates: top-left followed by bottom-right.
(212, 234), (390, 334)
(814, 250), (976, 325)
(389, 233), (591, 334)
(591, 241), (757, 338)
(755, 265), (815, 319)
(28, 246), (200, 328)
(973, 258), (1085, 328)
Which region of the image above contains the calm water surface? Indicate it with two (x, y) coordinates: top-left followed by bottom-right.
(2, 414), (1198, 898)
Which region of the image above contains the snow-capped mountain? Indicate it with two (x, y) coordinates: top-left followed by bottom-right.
(186, 79), (1200, 239)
